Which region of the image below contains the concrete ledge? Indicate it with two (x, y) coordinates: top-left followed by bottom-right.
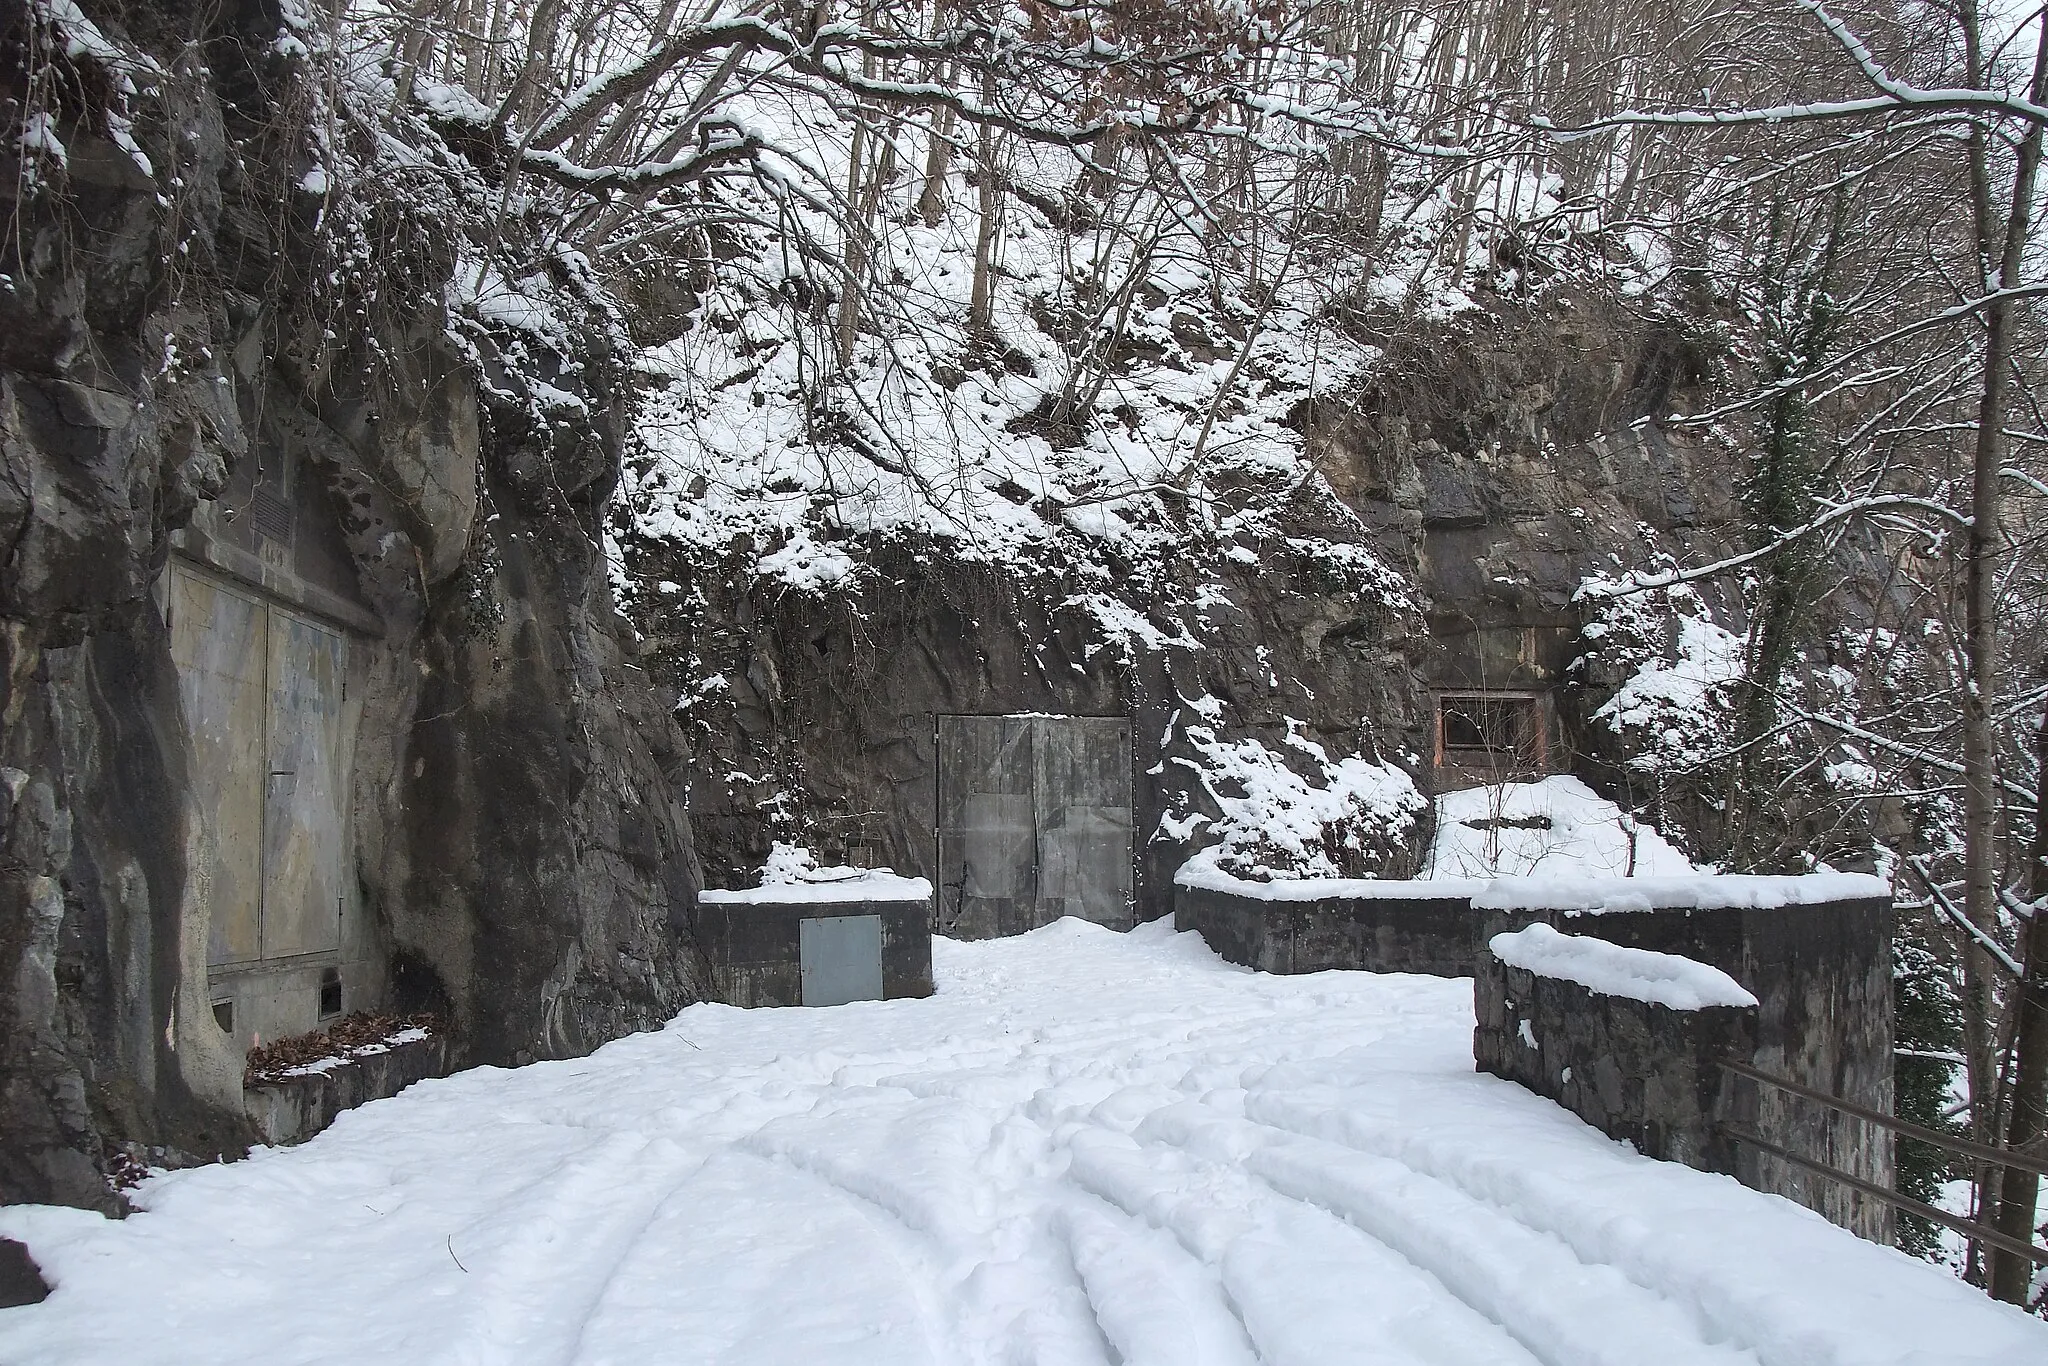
(170, 533), (383, 636)
(1174, 879), (1480, 976)
(1172, 859), (1483, 975)
(244, 1033), (449, 1146)
(698, 872), (932, 906)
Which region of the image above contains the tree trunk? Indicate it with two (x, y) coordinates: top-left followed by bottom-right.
(919, 101), (955, 227)
(968, 104), (1002, 338)
(835, 111), (871, 369)
(1970, 8), (2046, 1303)
(1992, 709), (2048, 1301)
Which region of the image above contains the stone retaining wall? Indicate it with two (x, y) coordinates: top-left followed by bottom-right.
(1173, 869), (1483, 977)
(1477, 957), (1757, 1175)
(1174, 859), (1896, 1243)
(244, 1033), (450, 1147)
(1472, 877), (1894, 1243)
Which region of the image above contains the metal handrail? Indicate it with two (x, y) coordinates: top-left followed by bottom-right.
(1721, 1123), (2048, 1266)
(1716, 1059), (2048, 1267)
(1718, 1057), (2048, 1179)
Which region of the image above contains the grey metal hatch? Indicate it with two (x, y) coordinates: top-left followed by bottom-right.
(800, 914), (885, 1007)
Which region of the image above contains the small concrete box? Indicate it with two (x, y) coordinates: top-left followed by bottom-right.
(697, 874), (936, 1009)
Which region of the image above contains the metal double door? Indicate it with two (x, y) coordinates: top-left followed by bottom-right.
(167, 564), (348, 972)
(936, 715), (1133, 939)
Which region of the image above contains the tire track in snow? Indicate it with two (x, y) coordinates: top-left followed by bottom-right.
(569, 1149), (951, 1366)
(423, 1129), (705, 1366)
(1237, 1090), (1785, 1365)
(1058, 1197), (1260, 1366)
(735, 1091), (1032, 1364)
(1064, 1124), (1540, 1366)
(1140, 1099), (1764, 1366)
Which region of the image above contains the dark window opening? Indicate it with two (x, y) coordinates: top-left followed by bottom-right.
(1438, 696), (1541, 765)
(318, 969), (343, 1019)
(212, 999), (234, 1033)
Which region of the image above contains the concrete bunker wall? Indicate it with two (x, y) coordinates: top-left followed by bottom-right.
(3, 1), (720, 1202)
(667, 573), (1177, 922)
(697, 884), (935, 1008)
(935, 714), (1134, 939)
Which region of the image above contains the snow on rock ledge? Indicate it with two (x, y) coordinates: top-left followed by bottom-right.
(1489, 924), (1759, 1011)
(1472, 872), (1890, 914)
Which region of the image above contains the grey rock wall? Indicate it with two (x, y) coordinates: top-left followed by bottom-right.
(1, 0), (706, 1206)
(627, 529), (1436, 921)
(620, 294), (1766, 919)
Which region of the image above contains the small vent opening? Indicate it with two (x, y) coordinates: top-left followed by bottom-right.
(211, 999), (234, 1033)
(250, 485), (293, 544)
(318, 969), (343, 1019)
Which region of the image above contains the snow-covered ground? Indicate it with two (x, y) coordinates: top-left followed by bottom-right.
(1429, 775), (1696, 879)
(3, 921), (2041, 1365)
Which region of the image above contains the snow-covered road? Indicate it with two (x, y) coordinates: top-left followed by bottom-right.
(3, 919), (2042, 1365)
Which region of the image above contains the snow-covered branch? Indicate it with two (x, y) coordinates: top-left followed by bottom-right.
(1575, 495), (1970, 600)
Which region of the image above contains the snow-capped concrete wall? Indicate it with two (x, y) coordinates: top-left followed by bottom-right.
(1171, 859), (1484, 977)
(1473, 876), (1895, 1242)
(243, 1032), (448, 1148)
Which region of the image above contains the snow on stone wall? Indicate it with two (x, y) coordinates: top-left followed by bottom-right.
(1472, 871), (1891, 913)
(1488, 924), (1759, 1011)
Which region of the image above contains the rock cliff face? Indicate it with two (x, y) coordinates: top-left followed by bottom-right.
(1, 0), (705, 1208)
(621, 294), (1754, 911)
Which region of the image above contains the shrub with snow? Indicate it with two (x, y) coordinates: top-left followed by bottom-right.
(1574, 578), (1741, 778)
(1429, 776), (1696, 879)
(1166, 718), (1426, 881)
